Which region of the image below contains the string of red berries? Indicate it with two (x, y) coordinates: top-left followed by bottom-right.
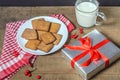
(71, 27), (84, 39)
(24, 68), (41, 79)
(71, 34), (78, 39)
(79, 27), (83, 34)
(24, 70), (32, 77)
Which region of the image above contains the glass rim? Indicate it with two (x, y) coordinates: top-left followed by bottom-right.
(75, 1), (99, 13)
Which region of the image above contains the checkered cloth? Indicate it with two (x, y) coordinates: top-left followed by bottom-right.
(0, 14), (75, 80)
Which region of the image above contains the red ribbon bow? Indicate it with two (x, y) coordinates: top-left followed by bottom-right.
(64, 37), (110, 68)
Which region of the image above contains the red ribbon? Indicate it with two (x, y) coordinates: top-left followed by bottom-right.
(64, 37), (110, 68)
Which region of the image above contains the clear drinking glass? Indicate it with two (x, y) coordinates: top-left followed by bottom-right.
(75, 0), (106, 28)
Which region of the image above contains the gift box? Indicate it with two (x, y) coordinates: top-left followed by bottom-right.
(62, 29), (120, 80)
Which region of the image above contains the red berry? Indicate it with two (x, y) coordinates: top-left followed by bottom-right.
(27, 73), (32, 77)
(71, 34), (78, 39)
(37, 75), (41, 79)
(24, 72), (28, 76)
(79, 27), (83, 34)
(24, 70), (31, 76)
(25, 70), (31, 74)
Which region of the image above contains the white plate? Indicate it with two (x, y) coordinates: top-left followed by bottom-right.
(16, 16), (68, 55)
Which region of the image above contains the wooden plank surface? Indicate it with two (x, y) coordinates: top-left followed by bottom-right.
(0, 6), (120, 80)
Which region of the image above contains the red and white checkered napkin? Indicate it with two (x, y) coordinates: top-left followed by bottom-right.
(0, 14), (75, 80)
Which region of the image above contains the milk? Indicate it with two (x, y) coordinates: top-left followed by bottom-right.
(75, 2), (98, 27)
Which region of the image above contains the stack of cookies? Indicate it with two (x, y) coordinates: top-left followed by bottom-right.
(21, 18), (63, 52)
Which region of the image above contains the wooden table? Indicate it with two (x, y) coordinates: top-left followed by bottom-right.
(0, 6), (120, 80)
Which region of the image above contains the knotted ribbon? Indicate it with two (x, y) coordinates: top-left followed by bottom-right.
(64, 37), (110, 68)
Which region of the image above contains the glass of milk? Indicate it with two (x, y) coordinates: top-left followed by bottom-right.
(75, 0), (106, 28)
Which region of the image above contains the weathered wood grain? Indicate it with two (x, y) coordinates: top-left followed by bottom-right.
(0, 6), (120, 80)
